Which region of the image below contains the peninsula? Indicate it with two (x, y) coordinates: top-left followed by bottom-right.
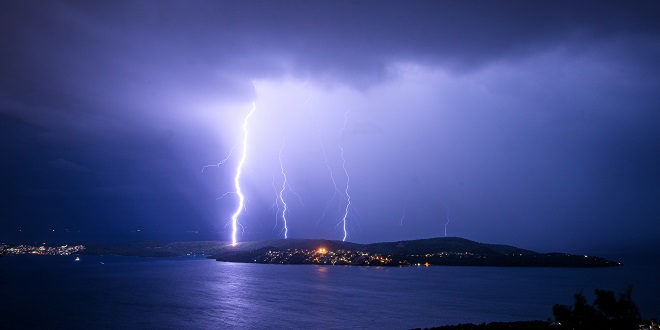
(82, 237), (622, 268)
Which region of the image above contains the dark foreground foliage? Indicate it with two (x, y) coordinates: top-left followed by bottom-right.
(419, 288), (660, 330)
(553, 286), (642, 330)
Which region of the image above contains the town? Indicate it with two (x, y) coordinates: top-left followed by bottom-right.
(213, 240), (622, 268)
(250, 247), (471, 266)
(0, 243), (85, 256)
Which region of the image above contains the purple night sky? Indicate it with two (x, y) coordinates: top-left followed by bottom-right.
(1, 1), (659, 255)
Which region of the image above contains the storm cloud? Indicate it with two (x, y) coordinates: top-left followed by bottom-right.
(1, 0), (659, 254)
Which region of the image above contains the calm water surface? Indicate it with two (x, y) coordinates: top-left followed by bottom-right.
(1, 255), (658, 329)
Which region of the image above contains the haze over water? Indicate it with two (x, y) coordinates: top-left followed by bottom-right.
(1, 255), (658, 329)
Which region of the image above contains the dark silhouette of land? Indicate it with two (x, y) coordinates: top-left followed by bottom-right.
(82, 237), (622, 268)
(417, 287), (659, 330)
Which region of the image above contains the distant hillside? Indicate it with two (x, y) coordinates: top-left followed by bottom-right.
(211, 237), (619, 268)
(363, 237), (537, 256)
(80, 238), (363, 257)
(81, 237), (620, 267)
(81, 237), (539, 257)
(216, 237), (536, 256)
(82, 240), (228, 257)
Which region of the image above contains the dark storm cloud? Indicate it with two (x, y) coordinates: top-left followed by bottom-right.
(3, 1), (659, 105)
(2, 1), (658, 148)
(1, 0), (659, 253)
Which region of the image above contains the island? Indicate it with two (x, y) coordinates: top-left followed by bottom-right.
(81, 237), (622, 268)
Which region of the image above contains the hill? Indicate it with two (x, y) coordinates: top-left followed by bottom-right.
(208, 236), (535, 256)
(81, 237), (621, 268)
(363, 237), (536, 256)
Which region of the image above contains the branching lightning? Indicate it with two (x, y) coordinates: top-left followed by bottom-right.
(229, 102), (256, 246)
(337, 111), (353, 242)
(278, 146), (290, 239)
(202, 82), (259, 245)
(200, 140), (238, 173)
(316, 137), (344, 227)
(206, 85), (365, 243)
(339, 146), (351, 241)
(270, 145), (303, 239)
(271, 169), (281, 231)
(217, 191), (236, 200)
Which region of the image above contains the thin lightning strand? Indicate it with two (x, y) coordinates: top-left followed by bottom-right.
(217, 192), (236, 200)
(271, 168), (281, 232)
(230, 102), (256, 246)
(444, 210), (450, 237)
(287, 183), (304, 207)
(201, 140), (238, 173)
(316, 137), (343, 227)
(339, 146), (350, 242)
(338, 111), (352, 242)
(278, 147), (289, 239)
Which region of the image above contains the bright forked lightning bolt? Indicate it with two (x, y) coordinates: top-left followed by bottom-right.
(338, 111), (352, 242)
(339, 146), (350, 242)
(229, 102), (256, 246)
(272, 145), (303, 238)
(277, 147), (289, 239)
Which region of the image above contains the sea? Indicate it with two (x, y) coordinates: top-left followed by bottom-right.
(1, 255), (658, 329)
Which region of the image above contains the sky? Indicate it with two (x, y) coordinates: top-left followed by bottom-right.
(1, 1), (659, 255)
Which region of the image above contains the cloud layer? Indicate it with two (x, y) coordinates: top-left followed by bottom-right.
(1, 1), (659, 253)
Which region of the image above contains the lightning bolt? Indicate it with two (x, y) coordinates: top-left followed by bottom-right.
(316, 137), (344, 227)
(339, 146), (351, 241)
(203, 82), (258, 245)
(271, 168), (281, 232)
(278, 146), (290, 239)
(200, 140), (238, 173)
(270, 144), (303, 239)
(337, 111), (353, 242)
(229, 102), (256, 246)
